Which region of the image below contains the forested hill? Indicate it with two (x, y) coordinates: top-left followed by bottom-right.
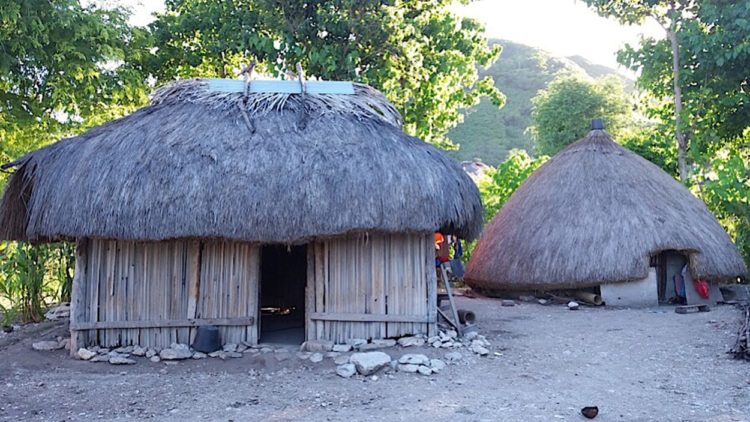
(447, 39), (634, 166)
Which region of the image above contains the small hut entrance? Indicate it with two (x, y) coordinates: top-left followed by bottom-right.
(259, 245), (307, 344)
(654, 250), (688, 304)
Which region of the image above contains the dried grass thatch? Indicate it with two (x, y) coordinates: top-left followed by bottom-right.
(465, 129), (747, 290)
(0, 79), (482, 243)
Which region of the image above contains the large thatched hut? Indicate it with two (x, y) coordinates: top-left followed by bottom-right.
(0, 78), (482, 351)
(465, 123), (746, 306)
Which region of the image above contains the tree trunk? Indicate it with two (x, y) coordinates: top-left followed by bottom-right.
(668, 26), (688, 183)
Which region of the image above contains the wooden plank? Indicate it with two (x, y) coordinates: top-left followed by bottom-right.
(425, 234), (438, 337)
(207, 79), (355, 95)
(315, 242), (325, 340)
(186, 241), (201, 319)
(305, 244), (315, 341)
(69, 238), (88, 356)
(440, 263), (462, 336)
(71, 317), (256, 331)
(309, 312), (433, 323)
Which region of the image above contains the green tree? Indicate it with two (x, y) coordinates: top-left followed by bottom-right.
(0, 0), (149, 175)
(141, 0), (504, 148)
(479, 149), (548, 223)
(530, 75), (632, 156)
(583, 0), (693, 181)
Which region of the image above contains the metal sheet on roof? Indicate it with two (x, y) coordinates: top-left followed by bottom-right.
(207, 79), (355, 95)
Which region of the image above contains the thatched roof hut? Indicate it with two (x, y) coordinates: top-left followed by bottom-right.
(0, 78), (481, 351)
(465, 126), (746, 297)
(1, 79), (481, 243)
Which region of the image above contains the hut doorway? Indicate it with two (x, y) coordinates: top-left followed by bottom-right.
(259, 245), (307, 344)
(654, 250), (688, 304)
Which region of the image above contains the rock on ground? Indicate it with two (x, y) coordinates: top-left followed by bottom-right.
(350, 352), (392, 376)
(309, 353), (324, 363)
(301, 340), (334, 353)
(397, 336), (425, 347)
(109, 356), (136, 365)
(336, 364), (356, 378)
(160, 344), (192, 360)
(77, 348), (97, 360)
(32, 341), (63, 351)
(398, 354), (429, 365)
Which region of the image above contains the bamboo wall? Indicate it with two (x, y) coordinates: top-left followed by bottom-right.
(307, 233), (437, 343)
(69, 232), (437, 352)
(70, 238), (259, 350)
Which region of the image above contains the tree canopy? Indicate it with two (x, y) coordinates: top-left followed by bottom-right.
(140, 0), (504, 148)
(530, 75), (632, 156)
(0, 0), (148, 167)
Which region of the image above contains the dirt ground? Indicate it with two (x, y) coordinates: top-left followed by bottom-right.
(1, 296), (748, 422)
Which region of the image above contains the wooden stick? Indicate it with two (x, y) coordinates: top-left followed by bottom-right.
(440, 263), (462, 336)
(309, 312), (433, 323)
(71, 317), (255, 331)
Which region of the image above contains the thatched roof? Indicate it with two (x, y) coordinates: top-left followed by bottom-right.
(465, 128), (747, 290)
(0, 79), (482, 243)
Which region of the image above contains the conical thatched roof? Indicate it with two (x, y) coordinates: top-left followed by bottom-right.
(465, 128), (747, 290)
(0, 79), (482, 243)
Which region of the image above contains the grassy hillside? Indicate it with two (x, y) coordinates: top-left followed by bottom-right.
(448, 40), (633, 166)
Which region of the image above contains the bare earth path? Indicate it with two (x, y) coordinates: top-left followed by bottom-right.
(1, 296), (748, 422)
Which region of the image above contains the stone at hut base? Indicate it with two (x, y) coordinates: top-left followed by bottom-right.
(332, 344), (352, 353)
(91, 354), (110, 363)
(132, 345), (147, 357)
(192, 352), (207, 359)
(568, 301), (580, 310)
(334, 355), (350, 365)
(160, 344), (192, 360)
(397, 336), (425, 347)
(350, 352), (392, 376)
(397, 364), (419, 373)
(296, 352), (312, 360)
(501, 300), (516, 307)
(223, 343), (238, 353)
(77, 348), (97, 360)
(309, 353), (324, 363)
(398, 354), (430, 366)
(150, 356), (161, 363)
(301, 340), (334, 353)
(109, 356), (136, 365)
(336, 363), (356, 378)
(417, 366), (432, 376)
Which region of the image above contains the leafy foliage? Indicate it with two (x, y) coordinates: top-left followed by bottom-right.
(479, 150), (548, 223)
(0, 242), (74, 323)
(0, 0), (149, 164)
(141, 0), (504, 148)
(530, 75), (633, 156)
(694, 143), (750, 269)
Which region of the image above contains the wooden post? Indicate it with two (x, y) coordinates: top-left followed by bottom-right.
(186, 240), (201, 319)
(69, 238), (88, 356)
(440, 263), (462, 337)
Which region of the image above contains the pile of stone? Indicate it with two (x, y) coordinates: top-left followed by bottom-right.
(333, 351), (450, 379)
(71, 341), (297, 365)
(427, 330), (492, 356)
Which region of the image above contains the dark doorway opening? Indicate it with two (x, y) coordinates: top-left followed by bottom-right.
(260, 244), (307, 344)
(653, 250), (687, 304)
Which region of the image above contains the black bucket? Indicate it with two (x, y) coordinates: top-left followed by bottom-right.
(191, 325), (221, 353)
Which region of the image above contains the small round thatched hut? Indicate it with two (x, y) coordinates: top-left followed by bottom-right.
(0, 78), (482, 351)
(465, 124), (746, 306)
